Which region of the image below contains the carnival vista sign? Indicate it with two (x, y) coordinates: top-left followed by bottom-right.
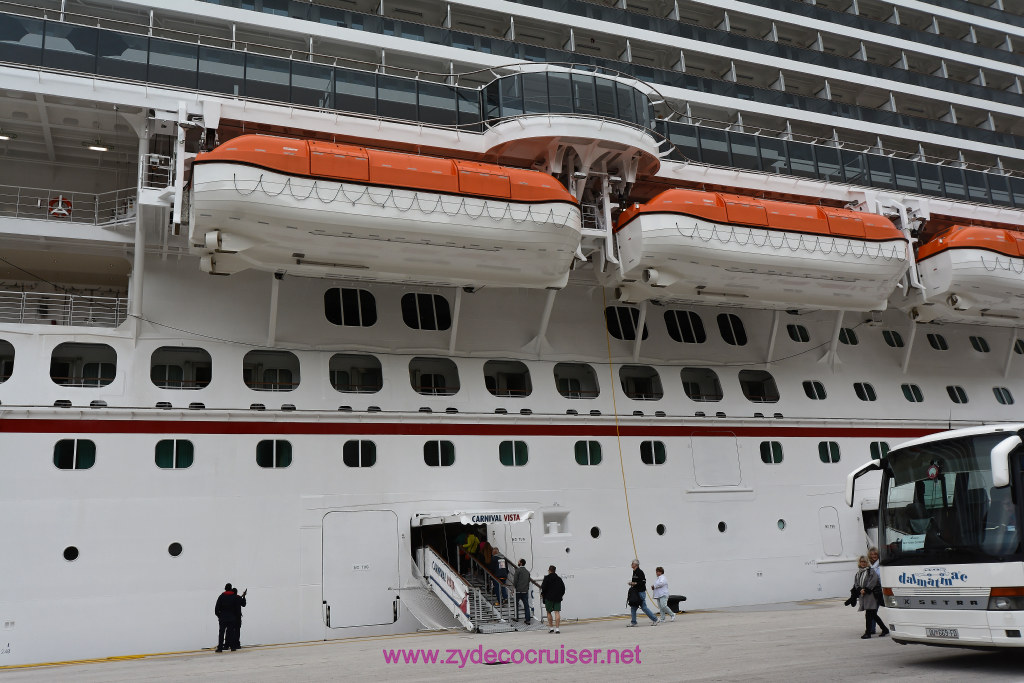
(458, 510), (534, 525)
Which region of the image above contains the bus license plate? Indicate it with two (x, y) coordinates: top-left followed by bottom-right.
(926, 628), (959, 639)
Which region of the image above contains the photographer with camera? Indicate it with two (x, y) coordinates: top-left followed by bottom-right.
(849, 556), (888, 639)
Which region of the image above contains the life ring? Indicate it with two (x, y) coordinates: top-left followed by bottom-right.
(48, 196), (72, 217)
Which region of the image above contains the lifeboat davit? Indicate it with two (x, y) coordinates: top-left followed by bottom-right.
(612, 189), (910, 311)
(189, 135), (581, 288)
(910, 226), (1024, 326)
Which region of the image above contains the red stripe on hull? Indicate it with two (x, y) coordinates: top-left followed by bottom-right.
(0, 418), (938, 439)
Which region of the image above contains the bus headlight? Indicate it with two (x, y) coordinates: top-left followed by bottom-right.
(988, 588), (1024, 610)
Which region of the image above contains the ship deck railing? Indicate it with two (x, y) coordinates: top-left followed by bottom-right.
(0, 185), (138, 227)
(0, 291), (128, 328)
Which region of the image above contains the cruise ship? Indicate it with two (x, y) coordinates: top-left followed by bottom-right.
(2, 0), (1024, 666)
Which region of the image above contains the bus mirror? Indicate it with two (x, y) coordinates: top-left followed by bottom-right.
(845, 461), (882, 507)
(991, 435), (1020, 488)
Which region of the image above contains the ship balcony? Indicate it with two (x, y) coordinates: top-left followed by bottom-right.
(0, 290), (128, 328)
(0, 184), (138, 237)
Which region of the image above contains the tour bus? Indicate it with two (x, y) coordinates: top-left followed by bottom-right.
(847, 424), (1024, 648)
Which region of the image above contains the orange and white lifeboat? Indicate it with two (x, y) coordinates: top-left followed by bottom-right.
(910, 226), (1024, 325)
(612, 189), (909, 311)
(189, 135), (581, 289)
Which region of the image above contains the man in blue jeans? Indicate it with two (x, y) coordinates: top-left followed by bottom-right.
(627, 560), (659, 626)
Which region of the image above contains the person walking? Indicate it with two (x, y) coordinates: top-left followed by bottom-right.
(540, 565), (565, 634)
(627, 559), (659, 626)
(214, 583), (248, 651)
(652, 566), (674, 622)
(512, 559), (532, 625)
(866, 546), (882, 635)
(854, 556), (888, 639)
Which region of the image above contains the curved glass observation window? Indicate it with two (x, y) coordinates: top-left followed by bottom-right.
(483, 72), (654, 128)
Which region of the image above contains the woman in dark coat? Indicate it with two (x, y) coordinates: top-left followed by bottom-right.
(855, 555), (889, 638)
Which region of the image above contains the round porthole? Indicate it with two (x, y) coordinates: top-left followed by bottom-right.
(63, 546), (79, 561)
(656, 524), (666, 536)
(777, 519), (786, 531)
(565, 547), (571, 553)
(717, 522), (727, 533)
(590, 526), (600, 538)
(168, 542), (183, 557)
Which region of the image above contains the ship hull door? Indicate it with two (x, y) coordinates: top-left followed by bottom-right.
(322, 510), (400, 628)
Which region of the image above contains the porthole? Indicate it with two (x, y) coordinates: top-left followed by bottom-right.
(717, 522), (727, 533)
(656, 524), (666, 536)
(63, 546), (79, 561)
(565, 547), (571, 554)
(777, 520), (786, 531)
(590, 526), (600, 538)
(168, 542), (183, 557)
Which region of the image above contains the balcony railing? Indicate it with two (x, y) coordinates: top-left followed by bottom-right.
(0, 290), (128, 327)
(0, 185), (137, 226)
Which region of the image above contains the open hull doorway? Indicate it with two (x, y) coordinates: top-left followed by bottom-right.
(411, 511), (536, 578)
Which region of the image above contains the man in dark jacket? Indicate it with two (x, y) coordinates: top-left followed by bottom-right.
(214, 583), (247, 651)
(628, 559), (658, 626)
(540, 565), (565, 633)
(512, 559), (532, 625)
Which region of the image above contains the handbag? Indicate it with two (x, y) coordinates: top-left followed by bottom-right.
(627, 586), (641, 607)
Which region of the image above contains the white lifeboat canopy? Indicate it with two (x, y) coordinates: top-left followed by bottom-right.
(908, 226), (1024, 327)
(189, 135), (582, 289)
(611, 188), (910, 311)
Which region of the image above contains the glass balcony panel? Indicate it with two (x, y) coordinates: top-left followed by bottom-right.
(595, 77), (617, 119)
(667, 123), (700, 162)
(456, 88), (481, 130)
(917, 163), (943, 196)
(149, 38), (198, 90)
(0, 14), (43, 66)
(759, 136), (788, 175)
(548, 72), (572, 114)
(842, 151), (867, 185)
(291, 61), (333, 109)
(988, 175), (1012, 207)
(198, 46), (245, 96)
(417, 81), (458, 126)
(245, 53), (290, 103)
(96, 29), (148, 82)
(965, 170), (991, 204)
(500, 74), (524, 116)
(43, 23), (97, 73)
(728, 132), (760, 172)
(892, 158), (920, 194)
(377, 74), (417, 121)
(521, 72), (548, 115)
(615, 82), (635, 123)
(1011, 177), (1024, 209)
(941, 167), (967, 201)
(485, 81), (501, 120)
(814, 146), (842, 183)
(571, 73), (597, 115)
(867, 154), (895, 190)
(698, 127), (730, 167)
(335, 68), (376, 116)
(787, 141), (817, 179)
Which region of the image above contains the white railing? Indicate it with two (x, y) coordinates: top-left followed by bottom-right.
(0, 185), (137, 227)
(0, 291), (128, 328)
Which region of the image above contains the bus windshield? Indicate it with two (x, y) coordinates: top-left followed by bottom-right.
(880, 433), (1021, 564)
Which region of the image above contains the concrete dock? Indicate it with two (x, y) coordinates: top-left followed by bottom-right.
(3, 601), (1023, 682)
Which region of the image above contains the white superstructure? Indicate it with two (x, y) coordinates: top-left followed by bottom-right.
(2, 0), (1024, 667)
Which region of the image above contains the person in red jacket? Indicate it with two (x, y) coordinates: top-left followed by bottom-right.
(214, 583), (247, 652)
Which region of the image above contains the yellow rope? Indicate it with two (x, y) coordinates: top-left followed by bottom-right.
(601, 287), (640, 566)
